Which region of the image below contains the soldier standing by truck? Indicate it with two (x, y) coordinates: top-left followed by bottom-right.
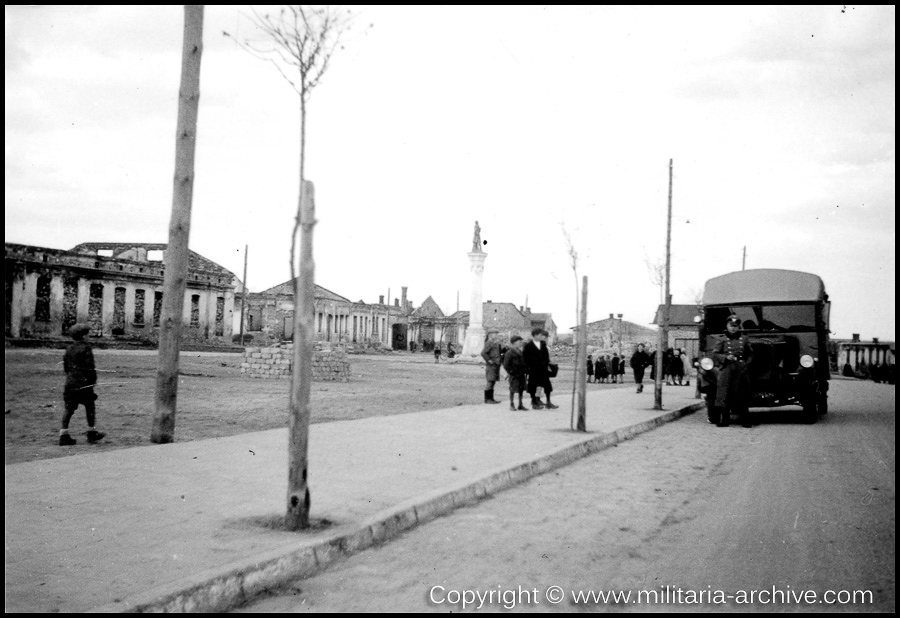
(713, 315), (753, 428)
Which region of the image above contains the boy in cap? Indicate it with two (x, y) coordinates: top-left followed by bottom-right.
(502, 335), (528, 411)
(60, 323), (105, 446)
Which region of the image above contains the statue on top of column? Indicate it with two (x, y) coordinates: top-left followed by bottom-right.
(472, 221), (483, 253)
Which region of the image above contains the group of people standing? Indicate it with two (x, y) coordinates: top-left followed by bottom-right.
(481, 327), (559, 411)
(586, 344), (694, 394)
(586, 354), (627, 384)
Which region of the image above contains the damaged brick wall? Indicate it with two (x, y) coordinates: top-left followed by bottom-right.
(241, 345), (350, 382)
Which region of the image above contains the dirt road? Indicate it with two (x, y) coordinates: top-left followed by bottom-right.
(235, 379), (894, 612)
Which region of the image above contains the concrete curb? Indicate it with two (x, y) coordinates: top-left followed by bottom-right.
(90, 401), (703, 613)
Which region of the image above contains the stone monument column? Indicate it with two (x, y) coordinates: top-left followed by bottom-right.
(462, 221), (487, 357)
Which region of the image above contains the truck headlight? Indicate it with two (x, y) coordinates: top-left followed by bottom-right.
(800, 355), (814, 368)
(700, 357), (714, 371)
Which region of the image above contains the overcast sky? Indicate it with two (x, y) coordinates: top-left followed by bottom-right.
(5, 5), (895, 340)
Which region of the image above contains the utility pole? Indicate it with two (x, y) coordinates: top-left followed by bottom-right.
(152, 5), (203, 444)
(576, 276), (588, 432)
(617, 313), (624, 356)
(742, 246), (746, 270)
(654, 159), (674, 410)
(239, 244), (248, 345)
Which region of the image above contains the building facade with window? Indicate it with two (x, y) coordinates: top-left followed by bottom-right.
(5, 242), (236, 343)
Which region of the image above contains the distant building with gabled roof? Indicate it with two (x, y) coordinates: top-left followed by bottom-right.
(408, 300), (557, 349)
(653, 304), (701, 360)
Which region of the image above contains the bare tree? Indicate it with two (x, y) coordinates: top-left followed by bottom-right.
(225, 6), (358, 530)
(644, 253), (665, 305)
(560, 224), (581, 430)
(225, 6), (356, 282)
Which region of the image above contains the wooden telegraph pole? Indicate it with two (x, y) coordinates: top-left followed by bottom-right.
(152, 5), (203, 443)
(654, 159), (674, 410)
(576, 275), (588, 431)
(286, 180), (316, 530)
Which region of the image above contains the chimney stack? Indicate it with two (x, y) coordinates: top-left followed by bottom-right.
(379, 295), (384, 304)
(873, 337), (879, 344)
(401, 287), (408, 311)
(609, 313), (614, 320)
(852, 333), (860, 342)
(394, 298), (400, 307)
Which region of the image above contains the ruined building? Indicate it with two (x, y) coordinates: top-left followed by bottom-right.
(5, 242), (236, 343)
(239, 280), (412, 347)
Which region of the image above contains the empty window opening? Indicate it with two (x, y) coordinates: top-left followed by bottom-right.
(190, 295), (200, 327)
(62, 278), (79, 334)
(35, 274), (52, 322)
(153, 291), (163, 327)
(215, 297), (225, 336)
(88, 284), (104, 335)
(113, 287), (126, 333)
(134, 289), (145, 326)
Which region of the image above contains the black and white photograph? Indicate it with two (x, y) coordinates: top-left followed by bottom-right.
(5, 5), (894, 612)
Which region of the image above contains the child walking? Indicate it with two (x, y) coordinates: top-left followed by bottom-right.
(60, 323), (105, 446)
(502, 335), (528, 411)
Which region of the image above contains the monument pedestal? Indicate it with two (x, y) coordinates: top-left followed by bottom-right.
(462, 326), (486, 358)
(461, 250), (488, 357)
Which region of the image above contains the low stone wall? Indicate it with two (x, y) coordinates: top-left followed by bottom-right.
(240, 345), (350, 381)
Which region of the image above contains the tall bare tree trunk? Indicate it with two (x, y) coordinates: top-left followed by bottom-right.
(570, 274), (579, 429)
(152, 5), (203, 443)
(286, 180), (315, 530)
(576, 276), (588, 432)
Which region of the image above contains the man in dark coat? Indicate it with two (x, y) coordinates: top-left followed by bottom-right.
(523, 327), (558, 409)
(630, 343), (652, 393)
(713, 315), (753, 428)
(610, 354), (620, 383)
(480, 329), (502, 404)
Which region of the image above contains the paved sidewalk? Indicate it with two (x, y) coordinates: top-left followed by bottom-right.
(5, 384), (703, 613)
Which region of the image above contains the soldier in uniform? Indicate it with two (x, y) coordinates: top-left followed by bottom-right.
(480, 329), (502, 404)
(713, 315), (753, 428)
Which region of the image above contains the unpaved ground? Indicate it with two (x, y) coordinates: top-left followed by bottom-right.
(236, 380), (894, 612)
(235, 408), (757, 613)
(5, 348), (581, 465)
